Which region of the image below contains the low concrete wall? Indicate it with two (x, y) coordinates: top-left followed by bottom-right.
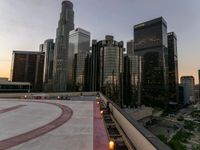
(0, 92), (97, 99)
(100, 93), (171, 150)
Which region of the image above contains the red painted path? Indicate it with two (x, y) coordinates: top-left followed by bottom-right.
(93, 101), (109, 150)
(0, 105), (26, 114)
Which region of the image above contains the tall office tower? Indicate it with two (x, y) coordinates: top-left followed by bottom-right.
(10, 51), (44, 92)
(39, 44), (44, 52)
(84, 51), (92, 91)
(180, 76), (195, 105)
(53, 1), (74, 91)
(123, 55), (141, 107)
(198, 70), (200, 102)
(69, 28), (90, 91)
(127, 40), (134, 55)
(168, 32), (179, 103)
(42, 39), (55, 91)
(92, 35), (124, 105)
(123, 40), (142, 107)
(91, 40), (100, 91)
(134, 17), (169, 108)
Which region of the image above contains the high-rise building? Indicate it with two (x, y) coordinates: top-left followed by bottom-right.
(198, 70), (200, 101)
(123, 54), (141, 107)
(53, 1), (74, 91)
(84, 51), (92, 91)
(39, 44), (44, 52)
(91, 35), (124, 105)
(168, 32), (179, 103)
(180, 76), (195, 104)
(127, 40), (134, 55)
(69, 28), (90, 91)
(134, 17), (169, 108)
(91, 40), (100, 91)
(10, 51), (44, 92)
(42, 39), (55, 91)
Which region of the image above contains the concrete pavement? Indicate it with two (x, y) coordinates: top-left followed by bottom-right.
(0, 98), (108, 150)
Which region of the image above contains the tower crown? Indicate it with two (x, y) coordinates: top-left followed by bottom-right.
(62, 0), (73, 8)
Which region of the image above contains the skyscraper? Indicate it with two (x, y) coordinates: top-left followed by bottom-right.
(168, 32), (179, 103)
(91, 40), (100, 91)
(198, 70), (200, 101)
(91, 35), (124, 105)
(180, 76), (195, 104)
(84, 51), (92, 91)
(134, 17), (169, 108)
(39, 44), (44, 52)
(10, 51), (44, 92)
(69, 28), (90, 91)
(53, 1), (74, 91)
(123, 54), (141, 107)
(42, 39), (54, 91)
(127, 40), (134, 55)
(123, 41), (142, 107)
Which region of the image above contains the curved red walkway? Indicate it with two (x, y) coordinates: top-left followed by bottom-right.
(0, 105), (26, 114)
(0, 101), (73, 150)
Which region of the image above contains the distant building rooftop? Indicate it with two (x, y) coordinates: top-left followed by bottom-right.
(13, 51), (44, 55)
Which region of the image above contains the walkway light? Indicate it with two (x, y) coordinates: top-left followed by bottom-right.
(100, 110), (103, 115)
(96, 101), (99, 105)
(109, 140), (115, 150)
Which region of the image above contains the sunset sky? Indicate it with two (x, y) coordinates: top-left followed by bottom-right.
(0, 0), (199, 83)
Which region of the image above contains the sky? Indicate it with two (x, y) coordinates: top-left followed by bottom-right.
(0, 0), (200, 83)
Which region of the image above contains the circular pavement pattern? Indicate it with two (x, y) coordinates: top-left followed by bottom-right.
(0, 101), (73, 150)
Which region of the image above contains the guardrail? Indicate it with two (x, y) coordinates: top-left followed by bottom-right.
(99, 93), (171, 150)
(0, 92), (97, 99)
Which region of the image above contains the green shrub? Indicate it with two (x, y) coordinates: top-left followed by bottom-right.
(157, 134), (168, 144)
(168, 140), (186, 150)
(192, 144), (200, 150)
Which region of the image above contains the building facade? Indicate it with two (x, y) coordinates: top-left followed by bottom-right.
(42, 39), (55, 91)
(168, 32), (179, 103)
(69, 28), (90, 91)
(134, 17), (169, 108)
(39, 44), (44, 52)
(84, 52), (92, 91)
(123, 54), (141, 107)
(91, 35), (124, 105)
(199, 69), (200, 101)
(53, 1), (74, 91)
(90, 40), (101, 91)
(10, 51), (44, 91)
(127, 40), (134, 55)
(0, 78), (31, 93)
(180, 76), (195, 105)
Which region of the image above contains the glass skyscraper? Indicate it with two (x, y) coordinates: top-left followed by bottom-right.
(69, 28), (90, 91)
(127, 40), (134, 56)
(91, 35), (124, 105)
(181, 76), (195, 104)
(42, 39), (54, 91)
(53, 1), (74, 92)
(168, 32), (179, 103)
(123, 54), (141, 107)
(134, 17), (169, 108)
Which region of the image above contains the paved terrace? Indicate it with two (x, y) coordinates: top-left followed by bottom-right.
(0, 96), (108, 150)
